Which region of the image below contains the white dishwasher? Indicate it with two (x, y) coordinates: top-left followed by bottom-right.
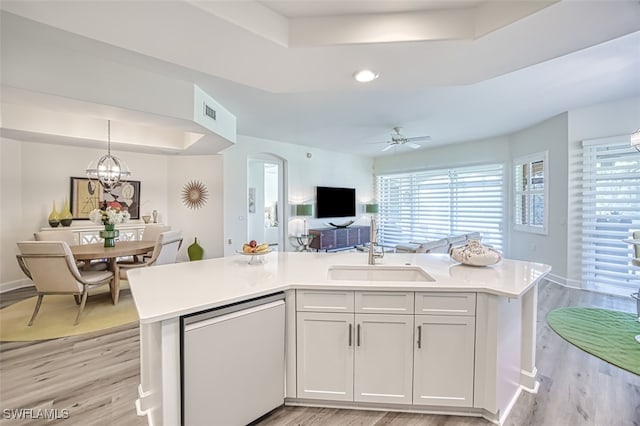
(181, 292), (285, 426)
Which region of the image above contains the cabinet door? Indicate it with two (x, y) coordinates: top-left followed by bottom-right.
(354, 314), (414, 404)
(296, 312), (354, 401)
(413, 314), (475, 407)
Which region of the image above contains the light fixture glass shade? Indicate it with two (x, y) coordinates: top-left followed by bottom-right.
(86, 120), (131, 192)
(295, 204), (313, 217)
(365, 203), (379, 213)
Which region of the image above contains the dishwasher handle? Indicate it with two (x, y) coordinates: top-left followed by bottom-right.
(184, 299), (284, 332)
(183, 292), (285, 327)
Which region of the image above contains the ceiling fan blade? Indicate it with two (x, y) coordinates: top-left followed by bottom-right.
(405, 136), (431, 142)
(406, 142), (421, 149)
(381, 144), (394, 152)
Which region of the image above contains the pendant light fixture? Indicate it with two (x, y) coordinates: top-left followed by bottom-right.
(86, 120), (131, 192)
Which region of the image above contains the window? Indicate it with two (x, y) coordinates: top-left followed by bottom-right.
(513, 152), (548, 234)
(376, 164), (504, 251)
(581, 138), (640, 295)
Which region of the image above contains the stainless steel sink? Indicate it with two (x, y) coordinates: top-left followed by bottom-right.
(327, 265), (435, 282)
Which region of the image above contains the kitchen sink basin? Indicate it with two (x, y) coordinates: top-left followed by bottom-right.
(327, 265), (435, 282)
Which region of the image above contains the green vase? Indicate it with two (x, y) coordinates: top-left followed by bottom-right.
(48, 201), (60, 228)
(100, 224), (119, 248)
(60, 198), (73, 227)
(188, 237), (204, 261)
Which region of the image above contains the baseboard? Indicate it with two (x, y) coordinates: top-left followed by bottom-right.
(544, 275), (634, 298)
(498, 386), (522, 426)
(0, 279), (33, 293)
(520, 367), (538, 393)
(544, 273), (582, 289)
(285, 398), (495, 424)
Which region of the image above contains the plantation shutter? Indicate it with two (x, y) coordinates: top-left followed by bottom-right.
(581, 139), (640, 294)
(376, 164), (504, 251)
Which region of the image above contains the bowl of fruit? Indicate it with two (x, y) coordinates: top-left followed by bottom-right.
(236, 240), (271, 264)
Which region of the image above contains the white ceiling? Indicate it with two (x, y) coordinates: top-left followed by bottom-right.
(1, 0), (639, 157)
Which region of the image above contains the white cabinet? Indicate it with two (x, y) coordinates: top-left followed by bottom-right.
(354, 313), (414, 404)
(295, 290), (477, 409)
(296, 312), (354, 401)
(413, 314), (475, 407)
(295, 290), (414, 405)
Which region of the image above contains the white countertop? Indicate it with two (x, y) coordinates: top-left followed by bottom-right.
(127, 252), (551, 324)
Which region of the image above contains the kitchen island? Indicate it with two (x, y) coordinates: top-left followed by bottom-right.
(127, 251), (550, 426)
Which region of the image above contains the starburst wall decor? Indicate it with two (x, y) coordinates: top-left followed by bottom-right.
(181, 180), (208, 210)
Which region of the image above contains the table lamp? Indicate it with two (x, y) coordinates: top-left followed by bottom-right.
(295, 204), (313, 235)
(365, 203), (379, 214)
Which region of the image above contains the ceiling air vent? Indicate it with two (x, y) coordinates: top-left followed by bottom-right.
(204, 103), (216, 121)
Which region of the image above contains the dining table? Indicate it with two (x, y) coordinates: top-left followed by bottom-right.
(71, 240), (155, 304)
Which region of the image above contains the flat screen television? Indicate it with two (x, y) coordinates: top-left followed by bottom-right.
(316, 186), (356, 218)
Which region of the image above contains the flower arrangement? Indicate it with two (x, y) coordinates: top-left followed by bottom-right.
(89, 202), (131, 225)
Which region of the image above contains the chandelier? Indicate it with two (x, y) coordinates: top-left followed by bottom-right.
(86, 120), (131, 192)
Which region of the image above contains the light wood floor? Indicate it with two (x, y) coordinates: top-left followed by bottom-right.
(1, 282), (638, 426)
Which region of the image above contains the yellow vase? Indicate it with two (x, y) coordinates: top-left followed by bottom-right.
(60, 198), (73, 227)
(48, 201), (60, 228)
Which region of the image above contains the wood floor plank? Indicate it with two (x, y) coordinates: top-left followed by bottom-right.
(1, 280), (638, 425)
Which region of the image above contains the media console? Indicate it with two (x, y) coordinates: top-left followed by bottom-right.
(308, 225), (370, 252)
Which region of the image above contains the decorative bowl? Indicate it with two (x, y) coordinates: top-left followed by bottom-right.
(449, 239), (501, 267)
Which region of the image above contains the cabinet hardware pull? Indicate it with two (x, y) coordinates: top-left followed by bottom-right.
(357, 324), (361, 347)
(417, 325), (422, 348)
(348, 323), (352, 346)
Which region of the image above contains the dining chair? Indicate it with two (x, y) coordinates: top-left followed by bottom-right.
(34, 230), (108, 271)
(137, 224), (171, 261)
(16, 241), (114, 326)
(113, 230), (183, 301)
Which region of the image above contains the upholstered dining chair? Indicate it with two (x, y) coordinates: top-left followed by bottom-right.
(16, 241), (114, 326)
(137, 224), (171, 262)
(113, 230), (183, 299)
(34, 230), (108, 271)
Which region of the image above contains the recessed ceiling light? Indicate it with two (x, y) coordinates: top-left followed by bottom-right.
(353, 69), (379, 83)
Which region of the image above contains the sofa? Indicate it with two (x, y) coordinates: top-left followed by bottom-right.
(395, 232), (482, 254)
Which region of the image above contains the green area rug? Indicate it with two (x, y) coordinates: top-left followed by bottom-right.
(547, 307), (640, 375)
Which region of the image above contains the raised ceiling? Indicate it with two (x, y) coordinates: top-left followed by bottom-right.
(1, 1), (639, 157)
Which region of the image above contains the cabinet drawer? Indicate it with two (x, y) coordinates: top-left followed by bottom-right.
(296, 290), (354, 313)
(355, 291), (414, 314)
(415, 292), (476, 316)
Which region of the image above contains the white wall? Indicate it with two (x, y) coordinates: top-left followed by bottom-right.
(167, 155), (224, 261)
(1, 139), (23, 288)
(375, 136), (511, 175)
(223, 135), (375, 255)
(509, 113), (568, 279)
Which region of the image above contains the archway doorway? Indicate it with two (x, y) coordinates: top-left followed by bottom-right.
(247, 154), (286, 251)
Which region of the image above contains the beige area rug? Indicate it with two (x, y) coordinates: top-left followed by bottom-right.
(0, 282), (138, 341)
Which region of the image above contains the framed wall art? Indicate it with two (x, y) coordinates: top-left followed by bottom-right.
(70, 177), (141, 220)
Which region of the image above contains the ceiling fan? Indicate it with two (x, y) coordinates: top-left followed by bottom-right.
(372, 127), (431, 152)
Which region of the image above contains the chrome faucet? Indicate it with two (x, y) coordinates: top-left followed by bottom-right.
(368, 216), (384, 265)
